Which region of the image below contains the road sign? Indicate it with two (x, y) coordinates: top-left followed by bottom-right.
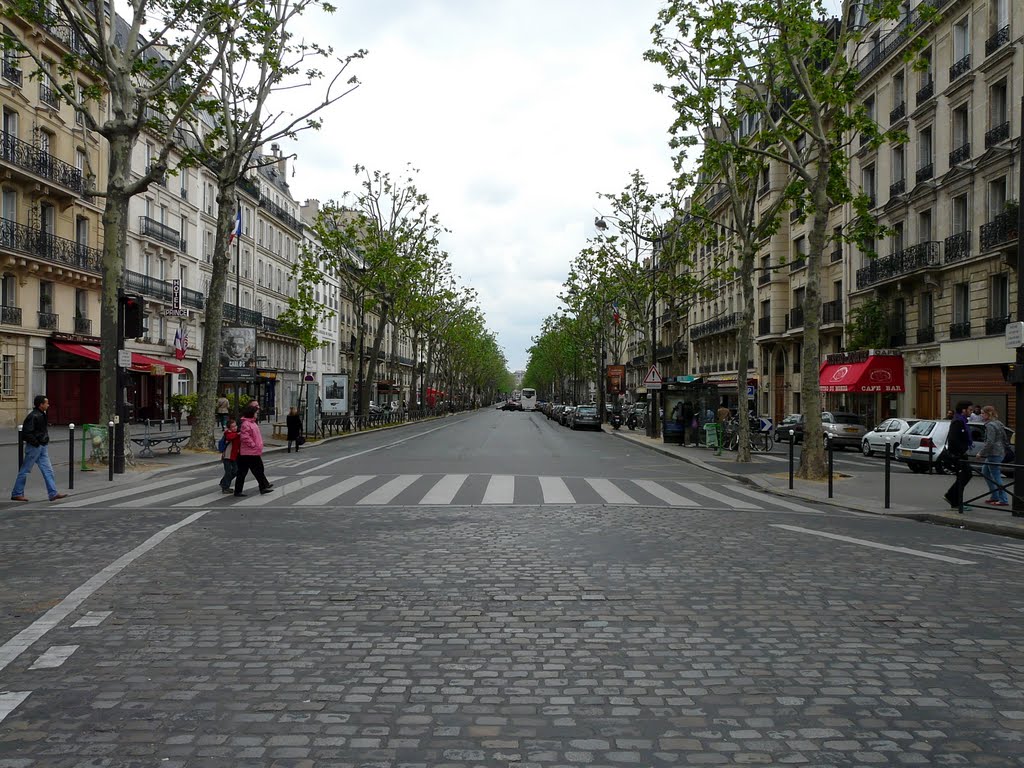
(117, 349), (131, 368)
(746, 385), (756, 397)
(1006, 321), (1024, 348)
(758, 417), (774, 433)
(642, 364), (663, 389)
(162, 309), (189, 317)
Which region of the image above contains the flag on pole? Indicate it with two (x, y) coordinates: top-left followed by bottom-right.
(227, 205), (242, 245)
(612, 302), (620, 325)
(174, 325), (188, 360)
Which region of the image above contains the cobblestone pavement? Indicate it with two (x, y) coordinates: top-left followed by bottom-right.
(1, 410), (1023, 766)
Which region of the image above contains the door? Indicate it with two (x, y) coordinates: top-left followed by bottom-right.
(914, 366), (941, 419)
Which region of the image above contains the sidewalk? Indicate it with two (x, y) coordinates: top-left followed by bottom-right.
(606, 425), (1024, 539)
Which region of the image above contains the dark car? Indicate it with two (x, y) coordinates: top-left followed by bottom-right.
(774, 413), (804, 442)
(500, 400), (521, 411)
(571, 405), (601, 430)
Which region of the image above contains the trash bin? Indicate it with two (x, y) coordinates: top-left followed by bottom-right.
(704, 423), (720, 449)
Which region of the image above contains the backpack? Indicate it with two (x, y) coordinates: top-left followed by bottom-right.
(217, 435), (228, 454)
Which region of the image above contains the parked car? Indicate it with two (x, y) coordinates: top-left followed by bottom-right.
(896, 419), (1016, 474)
(774, 413), (805, 443)
(571, 405), (601, 430)
(821, 412), (868, 449)
(861, 418), (919, 456)
(560, 406), (576, 426)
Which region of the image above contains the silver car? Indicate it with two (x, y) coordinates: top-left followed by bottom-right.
(861, 418), (920, 456)
(821, 411), (868, 449)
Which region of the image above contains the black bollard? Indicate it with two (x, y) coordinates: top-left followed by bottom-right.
(788, 429), (795, 490)
(69, 423), (75, 490)
(884, 440), (891, 509)
(17, 424), (23, 468)
(827, 435), (834, 498)
(107, 421), (114, 482)
(928, 443), (934, 474)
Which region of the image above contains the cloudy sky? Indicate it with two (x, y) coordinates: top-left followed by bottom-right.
(285, 0), (679, 370)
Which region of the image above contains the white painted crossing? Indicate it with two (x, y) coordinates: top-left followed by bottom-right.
(356, 474), (421, 505)
(0, 691), (31, 725)
(680, 482), (760, 510)
(233, 476), (330, 506)
(29, 645), (78, 670)
(585, 478), (637, 505)
(71, 611), (111, 628)
(539, 476), (574, 504)
(295, 475), (375, 507)
(175, 488), (236, 508)
(727, 485), (826, 514)
(633, 479), (698, 507)
(61, 476), (196, 508)
(935, 542), (1024, 564)
(114, 483), (207, 508)
(419, 474), (468, 505)
(482, 475), (515, 504)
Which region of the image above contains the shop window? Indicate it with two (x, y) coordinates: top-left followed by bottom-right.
(1, 354), (12, 397)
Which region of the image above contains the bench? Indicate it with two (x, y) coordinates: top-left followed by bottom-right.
(272, 421), (287, 439)
(132, 433), (190, 457)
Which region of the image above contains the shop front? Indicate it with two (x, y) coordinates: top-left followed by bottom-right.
(818, 350), (905, 426)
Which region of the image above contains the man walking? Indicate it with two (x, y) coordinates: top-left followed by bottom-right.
(944, 400), (974, 510)
(11, 395), (67, 502)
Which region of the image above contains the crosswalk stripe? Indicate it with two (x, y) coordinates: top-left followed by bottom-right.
(482, 475), (515, 504)
(586, 478), (636, 504)
(232, 476), (329, 506)
(175, 488), (235, 507)
(419, 474), (468, 505)
(679, 482), (761, 510)
(726, 485), (825, 514)
(632, 479), (699, 507)
(62, 476), (195, 508)
(937, 544), (1024, 563)
(539, 476), (574, 504)
(357, 475), (421, 505)
(114, 484), (208, 508)
(295, 475), (376, 506)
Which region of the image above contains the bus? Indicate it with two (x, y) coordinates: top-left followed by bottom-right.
(520, 387), (538, 411)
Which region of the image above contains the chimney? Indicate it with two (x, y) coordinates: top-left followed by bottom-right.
(300, 198), (320, 224)
(270, 142), (287, 178)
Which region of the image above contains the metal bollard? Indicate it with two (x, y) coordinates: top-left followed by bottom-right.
(107, 421), (114, 482)
(69, 423), (75, 490)
(928, 443), (934, 474)
(827, 434), (834, 498)
(788, 429), (795, 490)
(884, 440), (891, 509)
(17, 424), (24, 468)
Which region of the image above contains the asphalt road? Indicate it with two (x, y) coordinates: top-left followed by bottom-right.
(2, 408), (1023, 766)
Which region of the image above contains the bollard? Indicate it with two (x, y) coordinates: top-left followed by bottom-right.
(827, 434), (834, 499)
(788, 429), (795, 490)
(17, 424), (24, 468)
(958, 457), (965, 514)
(884, 440), (891, 509)
(928, 442), (934, 474)
(107, 421), (114, 482)
(68, 423), (75, 490)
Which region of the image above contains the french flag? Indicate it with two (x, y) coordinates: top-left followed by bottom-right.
(173, 326), (188, 360)
(227, 205), (242, 245)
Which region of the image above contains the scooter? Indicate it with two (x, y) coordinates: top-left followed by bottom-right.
(610, 412), (622, 430)
(626, 412), (637, 431)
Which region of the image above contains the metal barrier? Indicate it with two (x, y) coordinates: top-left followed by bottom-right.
(955, 456), (1024, 516)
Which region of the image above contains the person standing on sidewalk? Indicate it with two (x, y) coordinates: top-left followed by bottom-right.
(715, 401), (731, 456)
(219, 418), (240, 494)
(286, 406), (303, 453)
(978, 405), (1010, 507)
(216, 394), (230, 428)
(234, 404), (273, 497)
(943, 400), (973, 509)
(11, 395), (67, 502)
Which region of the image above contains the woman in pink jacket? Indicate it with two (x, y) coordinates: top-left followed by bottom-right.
(234, 404), (273, 496)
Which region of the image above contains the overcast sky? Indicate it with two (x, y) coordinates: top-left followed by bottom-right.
(285, 0), (678, 371)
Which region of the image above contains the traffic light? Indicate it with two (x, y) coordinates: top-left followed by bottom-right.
(120, 293), (145, 339)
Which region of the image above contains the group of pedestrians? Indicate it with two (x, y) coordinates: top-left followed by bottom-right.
(944, 400), (1013, 509)
(218, 400), (275, 497)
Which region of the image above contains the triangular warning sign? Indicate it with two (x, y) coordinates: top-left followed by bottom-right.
(642, 364), (663, 386)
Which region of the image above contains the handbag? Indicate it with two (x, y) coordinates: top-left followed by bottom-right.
(296, 434), (306, 446)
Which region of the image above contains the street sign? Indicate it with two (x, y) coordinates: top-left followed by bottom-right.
(171, 278), (181, 310)
(758, 417), (774, 433)
(117, 349), (131, 368)
(1006, 321), (1024, 348)
(162, 309), (189, 317)
(746, 385), (756, 397)
(642, 364), (663, 389)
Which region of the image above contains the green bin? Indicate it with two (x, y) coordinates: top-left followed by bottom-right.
(704, 423), (720, 449)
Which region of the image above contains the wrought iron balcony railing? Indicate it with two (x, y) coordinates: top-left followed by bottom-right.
(757, 271), (771, 285)
(74, 316), (92, 335)
(986, 25), (1009, 56)
(980, 212), (1019, 251)
(949, 143), (971, 165)
(1, 305), (22, 326)
(949, 54), (971, 82)
(889, 331), (907, 347)
(757, 316), (772, 336)
(822, 299), (843, 324)
(857, 9), (929, 78)
(0, 132), (84, 193)
(690, 312), (740, 340)
(223, 302), (263, 327)
(789, 306), (805, 329)
(37, 311), (58, 330)
(831, 247), (843, 262)
(944, 231), (970, 264)
(890, 178), (906, 197)
(139, 216), (182, 250)
(789, 256), (806, 272)
(916, 163), (934, 184)
(0, 217), (102, 273)
(38, 82), (59, 108)
(986, 121), (1010, 148)
(916, 326), (935, 344)
(986, 315), (1011, 335)
(258, 192), (302, 232)
(950, 321), (971, 340)
(123, 269), (205, 310)
(1, 60), (22, 86)
(916, 79), (934, 105)
(889, 102), (906, 123)
(855, 241), (940, 289)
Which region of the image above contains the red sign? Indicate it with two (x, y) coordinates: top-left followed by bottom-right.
(606, 365), (626, 395)
(819, 355), (905, 393)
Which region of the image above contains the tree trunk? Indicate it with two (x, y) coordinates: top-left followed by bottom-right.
(735, 246), (756, 463)
(361, 305), (389, 413)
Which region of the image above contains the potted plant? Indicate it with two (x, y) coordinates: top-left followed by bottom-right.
(170, 393), (198, 426)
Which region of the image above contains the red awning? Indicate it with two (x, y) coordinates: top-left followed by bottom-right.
(53, 342), (188, 375)
(819, 355), (904, 393)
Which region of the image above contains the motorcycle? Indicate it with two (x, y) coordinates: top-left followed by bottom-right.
(626, 412), (637, 431)
(610, 413), (622, 430)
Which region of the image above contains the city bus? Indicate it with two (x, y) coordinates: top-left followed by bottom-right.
(520, 387), (538, 411)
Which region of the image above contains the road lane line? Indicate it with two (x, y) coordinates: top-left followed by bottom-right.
(679, 482), (761, 509)
(357, 475), (422, 505)
(62, 476), (196, 508)
(29, 645), (78, 670)
(299, 419), (468, 475)
(232, 476), (329, 506)
(295, 475), (376, 506)
(114, 482), (213, 508)
(0, 511), (209, 675)
(419, 474), (468, 505)
(586, 478), (636, 505)
(771, 524), (977, 564)
(727, 485), (826, 514)
(632, 480), (698, 507)
(539, 476), (574, 504)
(71, 611), (111, 628)
(0, 691), (31, 724)
(482, 475), (515, 504)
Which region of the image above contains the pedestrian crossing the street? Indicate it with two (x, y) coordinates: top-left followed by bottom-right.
(58, 473), (827, 513)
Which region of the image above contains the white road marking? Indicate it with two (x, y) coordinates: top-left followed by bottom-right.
(295, 475), (376, 506)
(586, 478), (637, 505)
(299, 419), (466, 475)
(539, 476), (574, 504)
(771, 524), (976, 564)
(232, 476), (329, 506)
(680, 482), (760, 510)
(936, 544), (1024, 564)
(419, 474), (469, 505)
(61, 476), (196, 508)
(174, 488), (236, 507)
(71, 611), (111, 628)
(0, 691), (31, 724)
(29, 645), (78, 670)
(727, 485), (826, 514)
(357, 475), (422, 505)
(482, 475), (515, 504)
(113, 482), (211, 508)
(0, 511), (209, 674)
(632, 479), (698, 507)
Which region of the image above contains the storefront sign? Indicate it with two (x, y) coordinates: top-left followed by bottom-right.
(606, 365), (626, 395)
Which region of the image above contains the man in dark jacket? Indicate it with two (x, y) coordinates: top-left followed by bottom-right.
(944, 400), (973, 509)
(11, 395), (66, 502)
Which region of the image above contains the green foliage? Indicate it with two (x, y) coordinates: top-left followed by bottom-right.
(170, 393), (198, 415)
(845, 297), (889, 351)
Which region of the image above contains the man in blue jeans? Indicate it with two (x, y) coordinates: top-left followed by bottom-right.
(11, 395), (67, 502)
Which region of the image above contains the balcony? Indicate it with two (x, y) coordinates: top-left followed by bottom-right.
(986, 25), (1010, 56)
(1, 132), (84, 193)
(656, 345), (672, 360)
(690, 312), (740, 340)
(1, 305), (22, 325)
(916, 326), (935, 344)
(258, 192), (302, 232)
(916, 79), (934, 105)
(949, 54), (971, 82)
(986, 121), (1010, 148)
(757, 317), (772, 336)
(37, 311), (58, 330)
(261, 316), (281, 333)
(223, 302), (263, 327)
(789, 306), (805, 330)
(0, 217), (102, 274)
(889, 102), (906, 123)
(857, 9), (929, 77)
(74, 316), (92, 335)
(831, 246), (843, 262)
(38, 82), (59, 108)
(986, 315), (1011, 335)
(916, 163), (934, 184)
(855, 241), (940, 289)
(822, 299), (843, 325)
(1, 60), (22, 87)
(944, 231), (971, 264)
(949, 143), (971, 166)
(790, 207), (802, 223)
(789, 256), (806, 272)
(757, 271), (771, 286)
(980, 212), (1019, 252)
(139, 216), (183, 250)
(950, 321), (971, 340)
(889, 178), (906, 197)
(889, 330), (907, 347)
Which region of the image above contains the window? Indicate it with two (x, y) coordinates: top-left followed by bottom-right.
(864, 94), (875, 122)
(792, 342), (802, 374)
(920, 49), (932, 87)
(76, 83), (86, 125)
(37, 129), (51, 154)
(75, 288), (88, 318)
(204, 230), (212, 263)
(75, 148), (86, 174)
(954, 282), (970, 324)
(1, 355), (13, 397)
(1, 272), (17, 306)
(893, 298), (906, 331)
(38, 202), (54, 234)
(2, 188), (16, 222)
(988, 177), (1007, 219)
(991, 273), (1009, 317)
(953, 15), (970, 59)
(75, 216), (88, 246)
(992, 0), (1008, 32)
(179, 264), (188, 290)
(918, 208), (932, 241)
(1, 107), (17, 140)
(38, 281), (53, 314)
(892, 71), (905, 110)
(892, 145), (905, 182)
(921, 291), (934, 328)
(918, 126), (932, 168)
(990, 79), (1008, 128)
(891, 221), (905, 254)
(952, 194), (969, 233)
(952, 103), (969, 149)
(862, 164), (876, 204)
(177, 378), (189, 396)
